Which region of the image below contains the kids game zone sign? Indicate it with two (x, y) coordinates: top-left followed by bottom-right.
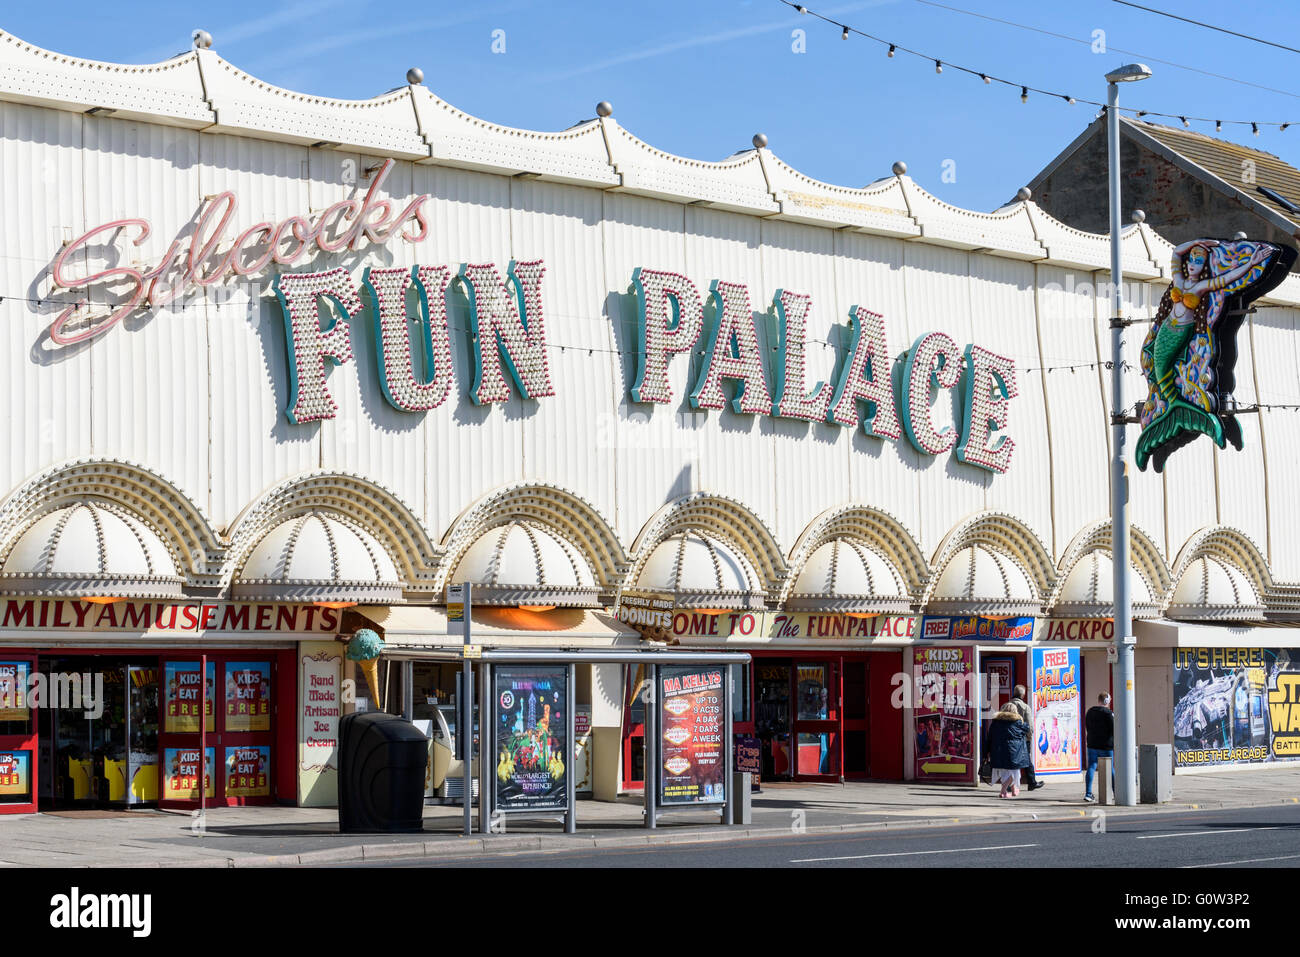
(45, 161), (1020, 474)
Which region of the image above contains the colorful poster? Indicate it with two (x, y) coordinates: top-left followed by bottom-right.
(0, 751), (30, 799)
(920, 615), (1034, 641)
(162, 747), (215, 800)
(494, 667), (567, 811)
(912, 646), (975, 782)
(225, 746), (271, 797)
(225, 662), (271, 732)
(1032, 647), (1081, 775)
(0, 662), (29, 721)
(164, 661), (215, 733)
(659, 666), (726, 805)
(1173, 648), (1300, 767)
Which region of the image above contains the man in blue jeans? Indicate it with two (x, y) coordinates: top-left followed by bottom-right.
(1084, 692), (1115, 801)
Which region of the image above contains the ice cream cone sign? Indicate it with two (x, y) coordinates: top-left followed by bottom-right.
(346, 628), (386, 707)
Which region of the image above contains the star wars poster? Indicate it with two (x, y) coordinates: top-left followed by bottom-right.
(1173, 648), (1300, 767)
(494, 667), (567, 811)
(1031, 647), (1081, 775)
(659, 666), (726, 805)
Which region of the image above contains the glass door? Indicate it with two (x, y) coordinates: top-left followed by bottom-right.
(793, 662), (839, 780)
(0, 656), (37, 814)
(841, 658), (869, 779)
(755, 663), (791, 780)
(621, 665), (647, 791)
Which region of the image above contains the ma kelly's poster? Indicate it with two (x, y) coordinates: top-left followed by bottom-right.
(912, 647), (974, 782)
(659, 666), (726, 805)
(164, 661), (215, 733)
(494, 666), (567, 811)
(1032, 646), (1081, 775)
(225, 661), (271, 732)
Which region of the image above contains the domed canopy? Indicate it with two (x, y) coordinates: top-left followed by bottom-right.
(1051, 550), (1158, 619)
(1167, 555), (1265, 622)
(631, 531), (765, 611)
(928, 544), (1039, 617)
(0, 501), (183, 599)
(786, 538), (910, 614)
(451, 521), (600, 607)
(235, 512), (402, 603)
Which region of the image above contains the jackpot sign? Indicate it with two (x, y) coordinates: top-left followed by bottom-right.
(47, 161), (1020, 473)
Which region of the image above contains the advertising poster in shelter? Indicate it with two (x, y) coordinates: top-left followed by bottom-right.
(0, 662), (28, 721)
(1031, 647), (1081, 775)
(1173, 648), (1300, 767)
(162, 747), (215, 800)
(225, 661), (272, 732)
(225, 745), (271, 797)
(164, 661), (215, 733)
(912, 647), (975, 782)
(494, 667), (567, 811)
(659, 665), (726, 805)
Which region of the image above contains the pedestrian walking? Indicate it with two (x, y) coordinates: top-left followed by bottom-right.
(986, 706), (1031, 798)
(1009, 684), (1046, 791)
(1084, 692), (1115, 801)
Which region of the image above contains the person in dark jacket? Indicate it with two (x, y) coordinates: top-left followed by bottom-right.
(1008, 685), (1045, 791)
(1084, 692), (1115, 801)
(986, 707), (1031, 798)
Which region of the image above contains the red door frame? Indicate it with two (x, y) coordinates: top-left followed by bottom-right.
(0, 654), (38, 814)
(621, 665), (647, 791)
(791, 659), (839, 781)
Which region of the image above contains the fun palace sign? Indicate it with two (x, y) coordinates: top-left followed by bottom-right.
(48, 159), (1019, 473)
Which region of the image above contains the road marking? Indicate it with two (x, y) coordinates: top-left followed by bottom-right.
(1138, 826), (1279, 840)
(790, 842), (1037, 863)
(1186, 853), (1300, 868)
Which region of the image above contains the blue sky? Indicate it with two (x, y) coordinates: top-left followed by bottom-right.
(7, 0), (1300, 211)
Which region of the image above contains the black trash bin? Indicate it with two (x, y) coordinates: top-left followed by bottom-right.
(338, 712), (429, 833)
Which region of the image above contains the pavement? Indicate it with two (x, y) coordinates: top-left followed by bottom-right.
(2, 765), (1298, 867)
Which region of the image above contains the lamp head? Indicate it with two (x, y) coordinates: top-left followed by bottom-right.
(1105, 63), (1152, 84)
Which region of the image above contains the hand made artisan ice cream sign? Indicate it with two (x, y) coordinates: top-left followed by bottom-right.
(1136, 238), (1296, 472)
(45, 160), (1017, 473)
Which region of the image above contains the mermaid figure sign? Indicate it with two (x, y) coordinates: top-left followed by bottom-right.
(1135, 238), (1296, 472)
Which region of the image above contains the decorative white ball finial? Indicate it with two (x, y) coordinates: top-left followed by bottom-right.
(1016, 186), (1032, 202)
(1233, 230), (1248, 240)
(192, 29), (213, 50)
(406, 67), (424, 85)
(596, 101), (613, 118)
(1132, 209), (1147, 224)
(752, 133), (768, 149)
(891, 161), (907, 176)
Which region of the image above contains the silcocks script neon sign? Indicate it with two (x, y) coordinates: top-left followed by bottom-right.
(48, 158), (428, 346)
(45, 160), (1017, 473)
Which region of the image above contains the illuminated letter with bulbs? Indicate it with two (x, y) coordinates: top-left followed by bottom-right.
(630, 267), (704, 404)
(901, 331), (961, 455)
(689, 280), (773, 414)
(955, 344), (1017, 472)
(772, 290), (833, 421)
(458, 260), (555, 405)
(826, 306), (901, 439)
(364, 265), (455, 412)
(275, 267), (363, 425)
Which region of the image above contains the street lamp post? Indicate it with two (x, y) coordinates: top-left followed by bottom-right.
(1106, 63), (1152, 807)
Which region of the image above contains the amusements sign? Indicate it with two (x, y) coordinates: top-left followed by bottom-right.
(225, 746), (271, 798)
(163, 747), (215, 800)
(912, 647), (975, 783)
(225, 661), (271, 732)
(164, 661), (215, 733)
(494, 666), (567, 812)
(1031, 647), (1081, 776)
(0, 662), (29, 721)
(659, 666), (726, 805)
(1174, 648), (1300, 767)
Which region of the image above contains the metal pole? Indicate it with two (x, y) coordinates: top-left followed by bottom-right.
(645, 664), (657, 830)
(1108, 81), (1138, 807)
(402, 660), (413, 721)
(199, 654), (207, 821)
(462, 583), (473, 836)
(479, 660), (491, 835)
(723, 664), (734, 826)
(566, 662), (576, 834)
